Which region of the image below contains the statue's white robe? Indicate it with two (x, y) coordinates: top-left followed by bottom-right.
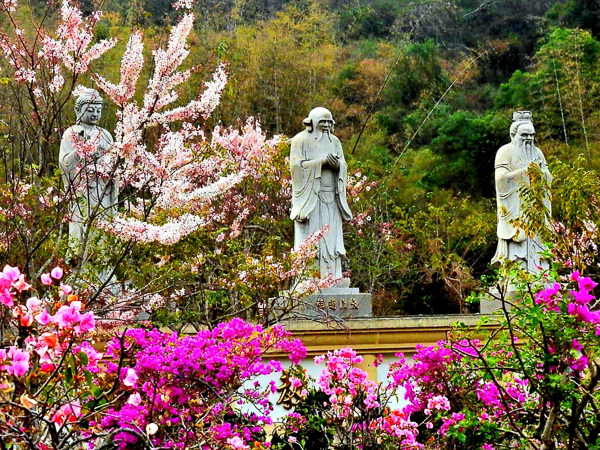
(492, 142), (551, 272)
(290, 130), (352, 278)
(59, 125), (117, 241)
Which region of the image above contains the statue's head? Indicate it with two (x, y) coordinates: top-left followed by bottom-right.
(303, 107), (335, 133)
(75, 88), (104, 126)
(510, 111), (535, 148)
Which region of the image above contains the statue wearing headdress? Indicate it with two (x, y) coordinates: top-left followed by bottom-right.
(492, 111), (552, 272)
(290, 107), (353, 279)
(59, 88), (117, 242)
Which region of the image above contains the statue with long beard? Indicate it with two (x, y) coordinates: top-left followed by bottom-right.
(290, 107), (353, 280)
(492, 111), (552, 272)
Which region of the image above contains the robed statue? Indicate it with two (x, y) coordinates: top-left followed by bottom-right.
(290, 107), (353, 280)
(492, 111), (552, 272)
(59, 88), (117, 242)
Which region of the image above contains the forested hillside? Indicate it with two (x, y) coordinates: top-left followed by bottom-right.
(2, 0), (600, 321)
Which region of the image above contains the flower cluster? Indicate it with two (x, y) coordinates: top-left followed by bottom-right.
(388, 342), (456, 415)
(1, 265), (314, 450)
(367, 409), (421, 449)
(0, 265), (108, 448)
(88, 12), (283, 247)
(1, 0), (115, 94)
(379, 270), (600, 449)
(275, 347), (424, 450)
(100, 319), (306, 449)
(315, 347), (380, 418)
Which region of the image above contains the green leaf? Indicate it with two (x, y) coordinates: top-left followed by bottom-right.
(78, 351), (89, 366)
(92, 386), (104, 399)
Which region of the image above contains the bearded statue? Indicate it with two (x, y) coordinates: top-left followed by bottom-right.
(290, 107), (352, 280)
(492, 111), (552, 272)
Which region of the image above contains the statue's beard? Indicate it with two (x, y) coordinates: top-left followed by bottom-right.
(517, 139), (534, 160)
(316, 129), (333, 143)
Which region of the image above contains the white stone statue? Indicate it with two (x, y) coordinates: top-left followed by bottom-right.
(59, 88), (117, 242)
(290, 107), (353, 280)
(492, 111), (552, 272)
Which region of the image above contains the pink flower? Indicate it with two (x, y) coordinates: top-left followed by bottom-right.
(0, 275), (10, 290)
(74, 342), (103, 368)
(76, 312), (95, 334)
(35, 309), (53, 326)
(427, 395), (451, 411)
(26, 297), (42, 311)
(535, 283), (561, 308)
(0, 289), (14, 307)
(226, 436), (249, 450)
(290, 376), (302, 389)
(578, 276), (598, 292)
(7, 347), (30, 377)
(41, 273), (53, 285)
(127, 392), (142, 405)
(572, 290), (595, 305)
(52, 401), (81, 426)
(567, 303), (600, 323)
(571, 271), (581, 281)
(3, 265), (20, 284)
(40, 363), (55, 373)
(0, 349), (7, 371)
(477, 382), (502, 408)
(50, 266), (64, 280)
(53, 304), (80, 329)
(572, 339), (583, 351)
(59, 283), (73, 296)
(123, 367), (139, 387)
(13, 275), (31, 292)
(70, 301), (82, 311)
(570, 355), (589, 373)
(20, 313), (33, 327)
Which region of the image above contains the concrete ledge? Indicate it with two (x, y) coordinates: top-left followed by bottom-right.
(277, 314), (486, 357)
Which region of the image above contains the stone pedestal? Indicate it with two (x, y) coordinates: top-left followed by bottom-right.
(301, 285), (372, 319)
(479, 285), (517, 314)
